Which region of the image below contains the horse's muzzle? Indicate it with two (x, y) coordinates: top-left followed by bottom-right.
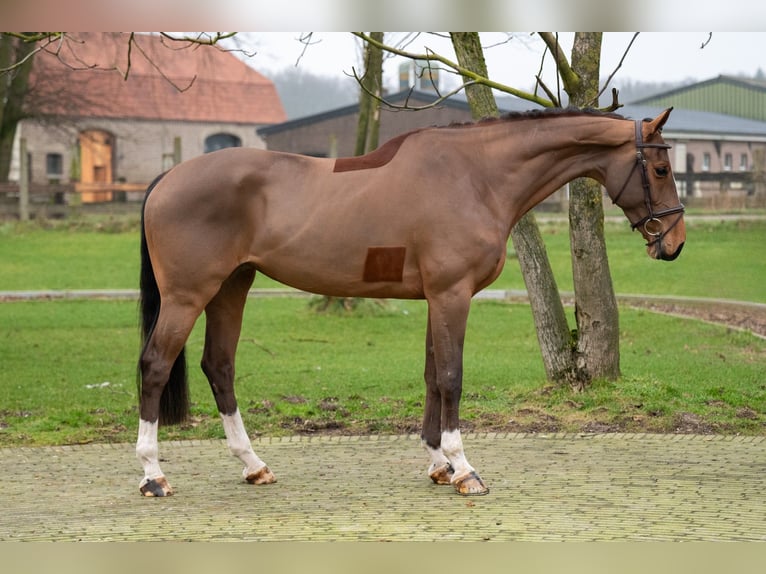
(659, 241), (684, 261)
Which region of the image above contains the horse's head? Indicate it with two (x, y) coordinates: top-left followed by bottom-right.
(607, 108), (686, 261)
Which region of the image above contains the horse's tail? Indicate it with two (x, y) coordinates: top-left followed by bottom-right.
(138, 172), (190, 425)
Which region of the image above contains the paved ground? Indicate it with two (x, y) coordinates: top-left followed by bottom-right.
(1, 433), (764, 541)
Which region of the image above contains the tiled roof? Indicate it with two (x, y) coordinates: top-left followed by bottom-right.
(28, 32), (286, 125)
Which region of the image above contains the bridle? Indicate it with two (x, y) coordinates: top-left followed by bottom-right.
(611, 119), (685, 247)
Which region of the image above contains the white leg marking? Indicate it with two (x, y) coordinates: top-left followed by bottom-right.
(221, 409), (268, 479)
(136, 419), (163, 484)
(441, 429), (475, 480)
(423, 440), (451, 474)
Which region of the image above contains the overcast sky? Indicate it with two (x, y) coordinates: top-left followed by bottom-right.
(239, 32), (766, 93)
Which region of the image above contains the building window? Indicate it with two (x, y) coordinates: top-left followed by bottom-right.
(740, 154), (749, 171)
(724, 153), (732, 171)
(46, 153), (63, 177)
(204, 133), (242, 153)
(702, 153), (711, 172)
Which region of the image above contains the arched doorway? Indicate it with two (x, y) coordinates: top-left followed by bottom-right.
(79, 129), (114, 202)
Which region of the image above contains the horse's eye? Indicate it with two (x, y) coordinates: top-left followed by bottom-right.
(654, 166), (669, 177)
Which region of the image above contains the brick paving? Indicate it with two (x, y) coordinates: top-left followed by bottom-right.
(1, 433), (764, 541)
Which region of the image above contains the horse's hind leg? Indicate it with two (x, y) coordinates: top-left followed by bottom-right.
(137, 299), (201, 496)
(201, 264), (276, 486)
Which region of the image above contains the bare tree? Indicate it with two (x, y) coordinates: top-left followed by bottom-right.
(354, 32), (636, 389)
(313, 33), (385, 314)
(449, 32), (577, 384)
(354, 32), (384, 156)
(565, 33), (621, 383)
(0, 34), (37, 181)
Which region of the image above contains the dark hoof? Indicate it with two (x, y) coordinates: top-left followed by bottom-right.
(429, 462), (455, 485)
(140, 476), (173, 497)
(453, 471), (489, 496)
(245, 466), (276, 485)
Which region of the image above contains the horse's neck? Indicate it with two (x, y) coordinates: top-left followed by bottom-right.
(476, 115), (632, 222)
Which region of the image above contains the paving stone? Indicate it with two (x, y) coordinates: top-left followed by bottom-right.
(0, 434), (764, 541)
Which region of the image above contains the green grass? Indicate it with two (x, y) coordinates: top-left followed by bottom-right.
(493, 217), (766, 302)
(0, 297), (764, 446)
(1, 215), (764, 446)
(1, 217), (764, 302)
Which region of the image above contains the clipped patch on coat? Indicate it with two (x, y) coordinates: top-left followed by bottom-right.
(333, 131), (421, 173)
(363, 247), (406, 282)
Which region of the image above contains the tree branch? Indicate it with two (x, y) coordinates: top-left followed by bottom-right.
(0, 33), (64, 75)
(129, 34), (196, 92)
(538, 32), (579, 93)
(352, 32), (554, 108)
(2, 32), (241, 92)
(591, 32), (639, 110)
(350, 64), (477, 111)
(159, 32), (238, 46)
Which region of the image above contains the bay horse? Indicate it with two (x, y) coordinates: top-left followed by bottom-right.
(136, 108), (685, 497)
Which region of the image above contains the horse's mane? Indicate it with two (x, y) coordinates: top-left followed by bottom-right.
(332, 107), (626, 173)
(447, 106), (626, 129)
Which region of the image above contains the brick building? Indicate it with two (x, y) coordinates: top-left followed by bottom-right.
(11, 33), (285, 201)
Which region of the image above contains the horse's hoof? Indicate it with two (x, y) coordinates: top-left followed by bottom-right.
(429, 462), (455, 485)
(453, 471), (489, 496)
(140, 476), (173, 497)
(245, 465), (276, 485)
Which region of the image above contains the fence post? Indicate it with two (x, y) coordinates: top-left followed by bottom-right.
(19, 137), (29, 221)
(173, 136), (182, 166)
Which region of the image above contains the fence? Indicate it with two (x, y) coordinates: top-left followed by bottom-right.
(1, 179), (764, 221)
(0, 182), (148, 220)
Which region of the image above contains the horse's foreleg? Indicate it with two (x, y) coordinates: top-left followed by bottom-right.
(421, 311), (453, 485)
(201, 265), (276, 486)
(425, 291), (489, 496)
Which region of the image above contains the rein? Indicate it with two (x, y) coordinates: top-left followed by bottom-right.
(612, 119), (685, 246)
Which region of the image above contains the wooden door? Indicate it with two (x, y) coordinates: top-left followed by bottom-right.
(79, 130), (114, 202)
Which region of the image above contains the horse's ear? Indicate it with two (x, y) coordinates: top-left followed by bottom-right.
(646, 107), (673, 135)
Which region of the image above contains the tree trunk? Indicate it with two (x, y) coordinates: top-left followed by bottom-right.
(0, 34), (36, 182)
(354, 32), (383, 156)
(320, 33), (384, 313)
(567, 33), (621, 383)
(450, 32), (577, 383)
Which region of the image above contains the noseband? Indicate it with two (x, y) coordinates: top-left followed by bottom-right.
(611, 119), (685, 247)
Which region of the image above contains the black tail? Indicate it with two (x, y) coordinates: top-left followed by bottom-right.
(138, 172), (190, 425)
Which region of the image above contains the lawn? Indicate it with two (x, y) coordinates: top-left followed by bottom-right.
(2, 217), (765, 303)
(0, 215), (764, 445)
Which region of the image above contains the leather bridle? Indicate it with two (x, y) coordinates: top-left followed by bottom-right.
(611, 119), (685, 247)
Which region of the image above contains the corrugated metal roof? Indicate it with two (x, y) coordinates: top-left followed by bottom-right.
(619, 104), (766, 138)
(629, 75), (766, 122)
(259, 89), (766, 140)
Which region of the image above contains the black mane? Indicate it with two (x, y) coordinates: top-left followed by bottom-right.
(447, 106), (626, 129)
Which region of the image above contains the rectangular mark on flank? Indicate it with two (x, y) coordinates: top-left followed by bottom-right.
(363, 246), (406, 282)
